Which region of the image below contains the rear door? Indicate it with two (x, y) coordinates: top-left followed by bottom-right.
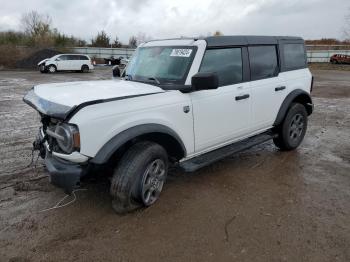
(249, 45), (286, 131)
(190, 47), (252, 152)
(279, 41), (311, 100)
(68, 55), (80, 70)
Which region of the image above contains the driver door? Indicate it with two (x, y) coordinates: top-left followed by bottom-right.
(190, 47), (252, 153)
(55, 55), (70, 70)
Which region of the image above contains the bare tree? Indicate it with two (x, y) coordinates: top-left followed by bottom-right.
(20, 11), (52, 37)
(112, 35), (122, 48)
(344, 8), (350, 40)
(129, 36), (137, 48)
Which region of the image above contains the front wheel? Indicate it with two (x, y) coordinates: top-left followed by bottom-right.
(39, 64), (47, 73)
(273, 103), (308, 151)
(110, 141), (168, 214)
(47, 65), (56, 73)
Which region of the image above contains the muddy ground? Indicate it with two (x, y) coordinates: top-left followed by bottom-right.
(0, 67), (349, 262)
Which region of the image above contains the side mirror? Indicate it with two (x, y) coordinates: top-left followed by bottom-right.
(112, 66), (120, 77)
(191, 72), (219, 91)
(55, 58), (60, 61)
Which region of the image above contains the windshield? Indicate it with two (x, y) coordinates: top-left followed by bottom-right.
(125, 46), (196, 85)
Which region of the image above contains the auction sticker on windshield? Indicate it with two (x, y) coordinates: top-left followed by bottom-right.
(170, 49), (192, 57)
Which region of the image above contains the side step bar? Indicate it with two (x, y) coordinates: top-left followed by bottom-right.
(179, 130), (277, 172)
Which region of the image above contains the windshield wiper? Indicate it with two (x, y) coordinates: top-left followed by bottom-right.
(147, 77), (160, 85)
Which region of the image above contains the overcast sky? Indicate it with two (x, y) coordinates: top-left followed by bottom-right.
(0, 0), (349, 43)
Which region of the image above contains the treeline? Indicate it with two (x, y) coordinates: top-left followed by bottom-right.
(0, 30), (86, 47)
(305, 38), (350, 45)
(0, 11), (139, 48)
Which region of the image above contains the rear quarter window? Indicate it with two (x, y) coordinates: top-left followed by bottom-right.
(282, 43), (306, 70)
(79, 55), (89, 60)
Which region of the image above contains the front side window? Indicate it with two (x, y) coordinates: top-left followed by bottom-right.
(200, 48), (243, 87)
(125, 46), (196, 84)
(57, 55), (68, 61)
(282, 43), (306, 70)
(249, 46), (279, 80)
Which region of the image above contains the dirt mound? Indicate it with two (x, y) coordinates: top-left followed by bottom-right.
(16, 49), (61, 69)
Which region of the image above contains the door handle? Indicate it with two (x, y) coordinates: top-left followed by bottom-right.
(235, 94), (250, 101)
(275, 86), (286, 92)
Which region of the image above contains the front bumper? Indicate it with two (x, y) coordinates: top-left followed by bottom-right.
(45, 152), (86, 193)
(35, 128), (88, 193)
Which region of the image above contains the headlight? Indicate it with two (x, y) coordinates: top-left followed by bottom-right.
(54, 123), (80, 153)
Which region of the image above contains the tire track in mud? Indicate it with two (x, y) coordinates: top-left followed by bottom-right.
(0, 77), (38, 177)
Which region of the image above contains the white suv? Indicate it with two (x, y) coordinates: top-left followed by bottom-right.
(37, 54), (94, 73)
(24, 36), (313, 213)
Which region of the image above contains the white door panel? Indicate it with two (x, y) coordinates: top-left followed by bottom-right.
(74, 60), (83, 70)
(56, 55), (71, 70)
(250, 75), (287, 130)
(56, 61), (69, 70)
(191, 83), (251, 152)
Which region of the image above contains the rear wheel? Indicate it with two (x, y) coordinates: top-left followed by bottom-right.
(81, 65), (89, 73)
(273, 103), (308, 151)
(47, 65), (56, 73)
(110, 141), (168, 214)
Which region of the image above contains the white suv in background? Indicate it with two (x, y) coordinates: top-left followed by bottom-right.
(37, 54), (94, 73)
(25, 36), (313, 214)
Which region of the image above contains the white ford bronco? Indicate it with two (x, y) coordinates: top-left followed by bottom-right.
(24, 36), (313, 213)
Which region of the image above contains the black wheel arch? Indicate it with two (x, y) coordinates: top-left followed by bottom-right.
(91, 124), (187, 165)
(274, 89), (313, 127)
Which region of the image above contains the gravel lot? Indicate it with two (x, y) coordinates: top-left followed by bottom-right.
(0, 67), (349, 262)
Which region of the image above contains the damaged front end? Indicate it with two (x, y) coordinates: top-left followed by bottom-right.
(24, 89), (89, 193)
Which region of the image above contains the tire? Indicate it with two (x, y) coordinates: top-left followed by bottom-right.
(110, 141), (168, 214)
(81, 65), (89, 73)
(47, 65), (56, 73)
(273, 103), (308, 151)
(39, 64), (47, 73)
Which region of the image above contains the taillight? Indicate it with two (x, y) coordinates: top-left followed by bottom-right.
(310, 76), (314, 93)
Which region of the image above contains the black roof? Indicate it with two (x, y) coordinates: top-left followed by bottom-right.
(204, 35), (304, 47)
(146, 35), (304, 47)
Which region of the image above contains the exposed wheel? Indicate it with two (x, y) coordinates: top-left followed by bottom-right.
(110, 141), (168, 214)
(273, 103), (308, 151)
(81, 65), (89, 73)
(47, 65), (56, 73)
